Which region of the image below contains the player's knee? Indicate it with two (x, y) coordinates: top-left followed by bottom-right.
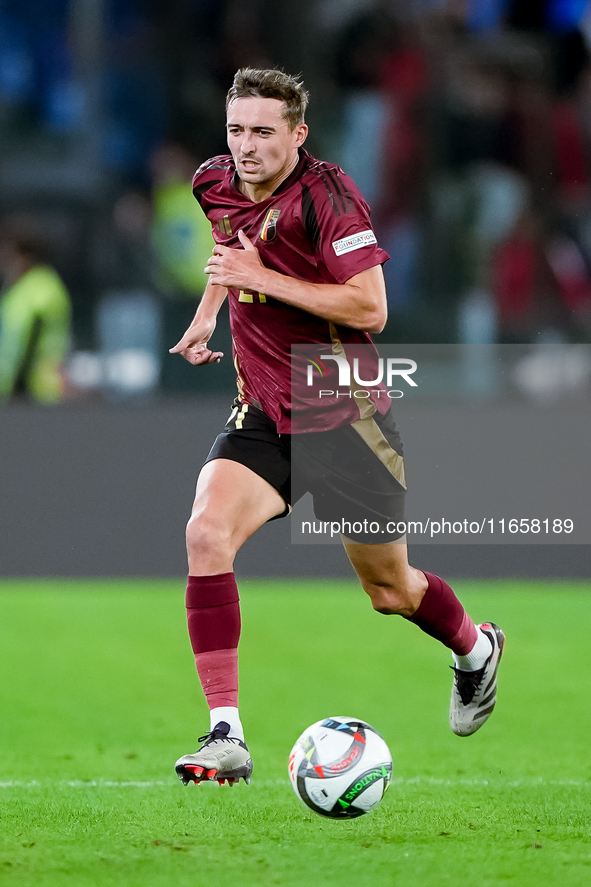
(185, 514), (233, 562)
(364, 581), (415, 617)
(373, 602), (399, 616)
(371, 594), (403, 616)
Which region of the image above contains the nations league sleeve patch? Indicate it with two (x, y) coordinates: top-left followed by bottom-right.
(332, 230), (378, 256)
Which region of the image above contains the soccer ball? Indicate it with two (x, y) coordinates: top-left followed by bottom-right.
(288, 716), (392, 818)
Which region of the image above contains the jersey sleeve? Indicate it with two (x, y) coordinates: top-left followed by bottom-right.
(303, 167), (389, 284)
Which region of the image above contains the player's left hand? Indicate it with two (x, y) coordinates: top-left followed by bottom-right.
(205, 230), (267, 291)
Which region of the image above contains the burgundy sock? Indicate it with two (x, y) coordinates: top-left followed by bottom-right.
(186, 573), (241, 709)
(406, 571), (477, 655)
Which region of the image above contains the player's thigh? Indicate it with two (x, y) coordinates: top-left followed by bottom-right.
(342, 534), (427, 615)
(296, 411), (406, 546)
(188, 457), (286, 549)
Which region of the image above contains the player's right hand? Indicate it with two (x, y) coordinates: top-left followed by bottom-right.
(169, 326), (223, 365)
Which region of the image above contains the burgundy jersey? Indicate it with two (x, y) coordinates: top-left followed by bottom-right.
(192, 148), (389, 433)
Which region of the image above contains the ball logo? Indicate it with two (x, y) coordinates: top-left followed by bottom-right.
(330, 746), (360, 772)
(343, 767), (389, 802)
(310, 786), (329, 805)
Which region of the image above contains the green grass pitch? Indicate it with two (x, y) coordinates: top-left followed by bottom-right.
(0, 578), (590, 886)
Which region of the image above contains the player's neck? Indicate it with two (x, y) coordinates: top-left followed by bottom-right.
(238, 153), (300, 203)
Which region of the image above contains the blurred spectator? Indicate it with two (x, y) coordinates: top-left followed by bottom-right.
(378, 22), (430, 219)
(546, 232), (591, 332)
(150, 142), (213, 298)
(334, 2), (399, 205)
(490, 206), (588, 341)
(5, 0), (591, 373)
(101, 2), (167, 182)
(0, 0), (72, 133)
(492, 208), (549, 341)
(94, 189), (160, 294)
(91, 190), (164, 400)
(149, 141), (220, 390)
(378, 23), (430, 314)
(0, 215), (71, 403)
(334, 8), (430, 319)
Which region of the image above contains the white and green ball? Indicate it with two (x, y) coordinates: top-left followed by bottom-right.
(288, 717), (392, 819)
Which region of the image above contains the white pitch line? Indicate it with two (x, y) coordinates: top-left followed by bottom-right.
(0, 778), (287, 789)
(0, 777), (590, 789)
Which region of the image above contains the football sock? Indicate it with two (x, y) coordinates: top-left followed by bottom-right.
(406, 571), (478, 655)
(186, 573), (241, 710)
(452, 627), (493, 671)
(209, 706), (245, 742)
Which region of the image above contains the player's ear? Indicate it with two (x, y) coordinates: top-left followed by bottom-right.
(294, 124), (308, 147)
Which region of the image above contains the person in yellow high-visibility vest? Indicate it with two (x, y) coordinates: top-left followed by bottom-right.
(150, 142), (218, 391)
(0, 219), (71, 403)
(151, 148), (213, 298)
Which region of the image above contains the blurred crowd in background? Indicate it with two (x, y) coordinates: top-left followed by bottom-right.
(2, 0), (591, 403)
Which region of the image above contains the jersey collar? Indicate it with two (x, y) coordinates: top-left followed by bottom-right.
(231, 148), (310, 202)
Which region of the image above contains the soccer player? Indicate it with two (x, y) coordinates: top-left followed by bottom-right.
(170, 68), (504, 786)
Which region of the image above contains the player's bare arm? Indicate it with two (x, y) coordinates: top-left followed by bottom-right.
(169, 279), (228, 365)
(205, 230), (387, 334)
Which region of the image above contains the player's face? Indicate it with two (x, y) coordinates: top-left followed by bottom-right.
(226, 97), (307, 197)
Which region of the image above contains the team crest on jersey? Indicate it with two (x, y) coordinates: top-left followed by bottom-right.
(259, 208), (281, 242)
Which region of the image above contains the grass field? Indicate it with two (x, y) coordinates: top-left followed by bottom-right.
(0, 578), (590, 886)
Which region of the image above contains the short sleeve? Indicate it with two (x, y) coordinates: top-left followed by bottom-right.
(305, 167), (389, 284)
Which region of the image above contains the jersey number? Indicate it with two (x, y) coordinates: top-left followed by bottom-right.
(238, 290), (267, 303)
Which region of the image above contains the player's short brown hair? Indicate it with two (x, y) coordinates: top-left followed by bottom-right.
(226, 68), (309, 130)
